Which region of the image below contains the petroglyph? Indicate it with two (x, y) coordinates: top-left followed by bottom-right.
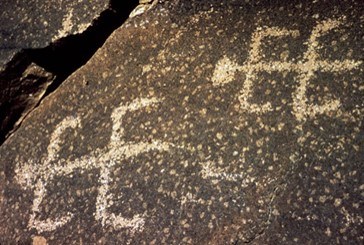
(15, 97), (173, 233)
(212, 56), (241, 86)
(212, 18), (362, 120)
(200, 161), (246, 183)
(292, 18), (361, 121)
(238, 27), (299, 114)
(6, 15), (362, 242)
(53, 9), (74, 41)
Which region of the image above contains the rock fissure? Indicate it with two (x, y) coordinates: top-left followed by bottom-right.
(241, 156), (300, 244)
(0, 0), (140, 146)
(242, 184), (284, 244)
(1, 0), (363, 243)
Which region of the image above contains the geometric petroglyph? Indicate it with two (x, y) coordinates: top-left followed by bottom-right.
(10, 16), (362, 239)
(212, 18), (362, 121)
(15, 97), (173, 233)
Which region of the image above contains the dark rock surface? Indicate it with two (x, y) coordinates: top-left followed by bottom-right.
(0, 60), (55, 147)
(0, 0), (109, 70)
(1, 0), (363, 244)
(0, 0), (139, 145)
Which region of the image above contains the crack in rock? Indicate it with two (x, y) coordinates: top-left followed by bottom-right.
(0, 0), (140, 146)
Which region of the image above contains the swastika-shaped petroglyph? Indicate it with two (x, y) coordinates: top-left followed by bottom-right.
(15, 97), (173, 233)
(212, 18), (362, 121)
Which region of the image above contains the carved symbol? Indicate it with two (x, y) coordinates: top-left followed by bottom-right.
(15, 97), (172, 233)
(212, 18), (362, 121)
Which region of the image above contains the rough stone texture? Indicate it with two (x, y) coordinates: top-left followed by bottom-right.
(0, 0), (109, 143)
(0, 61), (55, 142)
(0, 0), (109, 71)
(1, 0), (363, 244)
(0, 0), (139, 145)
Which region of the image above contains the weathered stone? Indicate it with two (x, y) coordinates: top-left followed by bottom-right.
(1, 0), (363, 243)
(0, 0), (139, 145)
(0, 0), (110, 143)
(0, 0), (109, 70)
(0, 61), (55, 141)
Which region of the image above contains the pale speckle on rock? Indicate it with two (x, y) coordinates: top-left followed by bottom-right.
(32, 236), (47, 245)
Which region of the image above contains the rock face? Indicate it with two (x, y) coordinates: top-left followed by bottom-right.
(0, 0), (110, 143)
(0, 0), (109, 70)
(1, 0), (363, 244)
(0, 60), (55, 147)
(0, 0), (139, 145)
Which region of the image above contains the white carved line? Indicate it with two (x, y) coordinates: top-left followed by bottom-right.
(241, 27), (299, 114)
(292, 18), (345, 121)
(95, 164), (145, 233)
(212, 18), (362, 120)
(110, 97), (160, 144)
(15, 97), (172, 233)
(200, 161), (244, 182)
(15, 116), (81, 189)
(28, 179), (74, 232)
(212, 56), (240, 86)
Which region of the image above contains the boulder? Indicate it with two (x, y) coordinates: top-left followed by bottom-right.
(1, 0), (363, 243)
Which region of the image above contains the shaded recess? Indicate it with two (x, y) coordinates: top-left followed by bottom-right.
(0, 0), (139, 146)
